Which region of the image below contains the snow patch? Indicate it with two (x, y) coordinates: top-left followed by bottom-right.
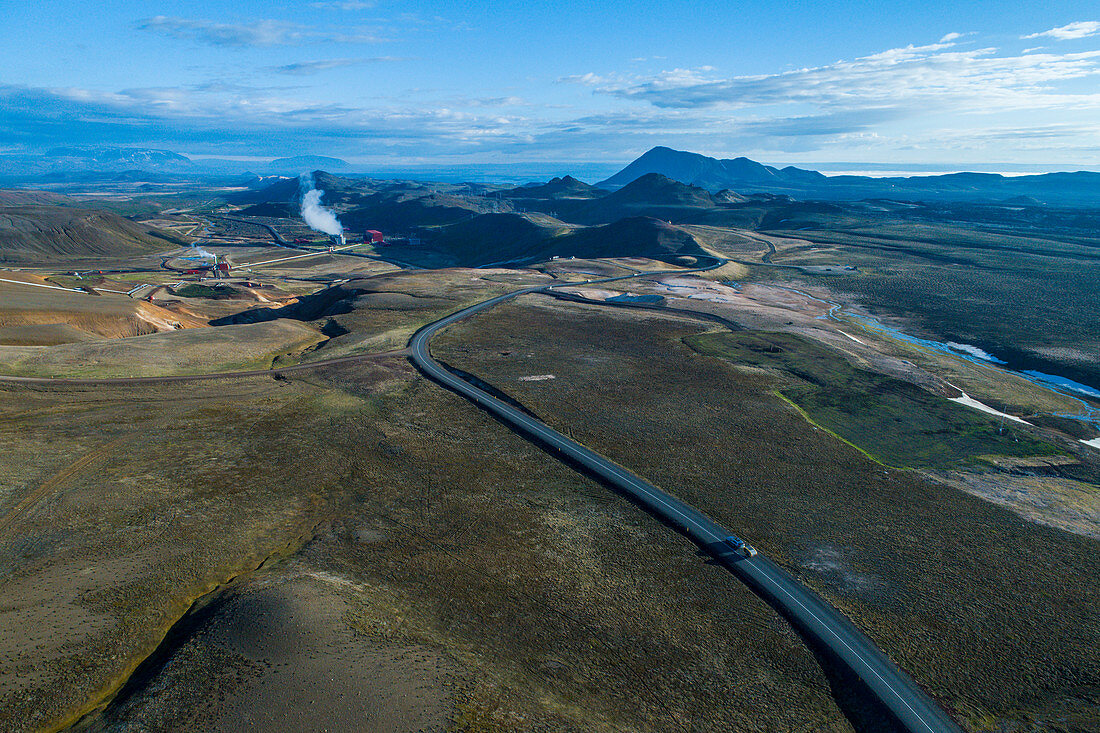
(946, 384), (1029, 425)
(946, 342), (1005, 363)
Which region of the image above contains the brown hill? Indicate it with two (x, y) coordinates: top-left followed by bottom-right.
(567, 216), (705, 259)
(0, 272), (206, 345)
(0, 206), (185, 263)
(0, 189), (79, 206)
(0, 320), (321, 377)
(238, 202), (297, 218)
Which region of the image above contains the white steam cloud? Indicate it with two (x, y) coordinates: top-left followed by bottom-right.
(191, 245), (215, 259)
(298, 173), (344, 236)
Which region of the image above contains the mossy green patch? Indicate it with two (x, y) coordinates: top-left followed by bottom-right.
(174, 283), (231, 299)
(686, 330), (1061, 469)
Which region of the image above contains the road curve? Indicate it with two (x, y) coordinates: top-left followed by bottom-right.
(407, 274), (962, 733)
(215, 216), (297, 248)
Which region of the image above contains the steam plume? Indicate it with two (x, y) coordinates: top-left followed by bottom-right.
(298, 173), (343, 236)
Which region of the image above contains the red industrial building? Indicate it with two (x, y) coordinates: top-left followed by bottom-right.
(364, 230), (384, 244)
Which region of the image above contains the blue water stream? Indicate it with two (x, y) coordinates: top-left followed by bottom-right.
(771, 285), (1100, 428)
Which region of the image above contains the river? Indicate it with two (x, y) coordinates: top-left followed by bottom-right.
(773, 286), (1100, 437)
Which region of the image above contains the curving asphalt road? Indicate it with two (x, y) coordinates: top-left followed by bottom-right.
(215, 216), (297, 248)
(408, 271), (962, 733)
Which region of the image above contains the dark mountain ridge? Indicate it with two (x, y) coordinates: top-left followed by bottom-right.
(600, 147), (824, 192)
(424, 213), (706, 267)
(600, 146), (1100, 206)
(501, 175), (603, 200)
(511, 173), (723, 225)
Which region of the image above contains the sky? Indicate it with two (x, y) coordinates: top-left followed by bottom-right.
(1, 0), (1099, 171)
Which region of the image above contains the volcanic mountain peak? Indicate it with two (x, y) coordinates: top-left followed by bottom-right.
(600, 147), (823, 191)
(600, 146), (1100, 205)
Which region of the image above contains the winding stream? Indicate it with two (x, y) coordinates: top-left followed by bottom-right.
(773, 285), (1100, 435)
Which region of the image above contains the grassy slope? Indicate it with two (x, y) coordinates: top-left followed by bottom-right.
(434, 297), (1100, 731)
(0, 374), (351, 731)
(0, 357), (851, 733)
(0, 279), (208, 344)
(0, 205), (186, 263)
(0, 189), (79, 206)
(0, 320), (325, 378)
(685, 330), (1060, 469)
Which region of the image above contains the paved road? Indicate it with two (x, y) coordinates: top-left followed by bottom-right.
(215, 216), (297, 248)
(408, 273), (962, 733)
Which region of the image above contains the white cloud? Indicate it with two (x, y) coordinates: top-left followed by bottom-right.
(577, 44), (1100, 113)
(310, 1), (377, 8)
(1023, 21), (1100, 41)
(0, 82), (539, 155)
(136, 16), (388, 46)
(268, 57), (407, 75)
(6, 76), (1100, 164)
(9, 26), (1100, 164)
(559, 72), (615, 86)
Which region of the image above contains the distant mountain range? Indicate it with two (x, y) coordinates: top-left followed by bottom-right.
(600, 146), (1100, 206)
(45, 146), (193, 169)
(4, 143), (1099, 206)
(266, 155), (352, 173)
(0, 147), (352, 178)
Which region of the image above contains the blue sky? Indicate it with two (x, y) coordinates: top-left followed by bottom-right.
(2, 0), (1099, 169)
